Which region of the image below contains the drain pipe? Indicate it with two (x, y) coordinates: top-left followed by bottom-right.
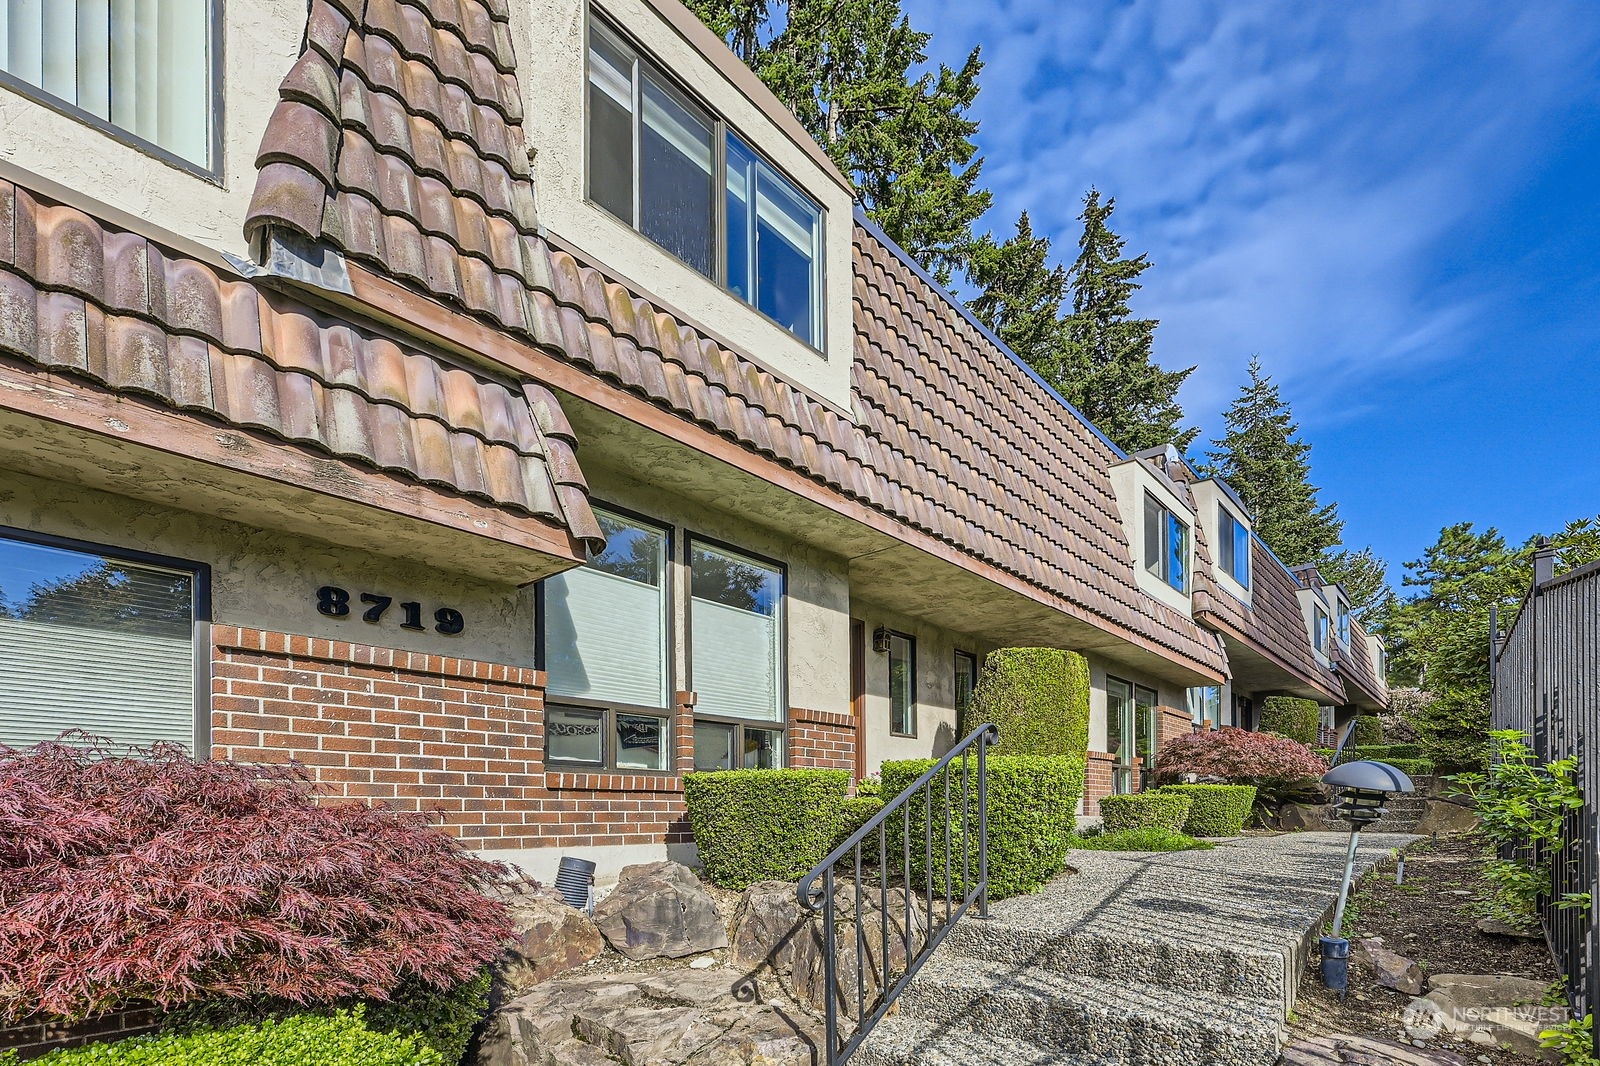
(1318, 761), (1415, 997)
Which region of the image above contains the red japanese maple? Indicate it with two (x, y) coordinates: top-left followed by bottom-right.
(0, 737), (515, 1021)
(1153, 726), (1329, 786)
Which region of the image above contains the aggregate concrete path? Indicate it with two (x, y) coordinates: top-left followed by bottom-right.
(857, 831), (1418, 1066)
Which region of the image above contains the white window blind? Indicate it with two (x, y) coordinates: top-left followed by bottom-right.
(544, 567), (667, 708)
(0, 0), (214, 167)
(0, 537), (196, 752)
(690, 597), (779, 720)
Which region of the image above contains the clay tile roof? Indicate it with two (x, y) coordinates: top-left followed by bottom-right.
(0, 180), (601, 547)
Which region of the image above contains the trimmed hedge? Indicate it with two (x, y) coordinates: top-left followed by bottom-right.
(1351, 715), (1384, 747)
(1378, 757), (1436, 778)
(683, 769), (851, 889)
(957, 648), (1090, 761)
(1352, 743), (1424, 762)
(10, 1010), (442, 1066)
(880, 755), (1082, 900)
(1070, 827), (1213, 852)
(1098, 791), (1192, 833)
(1259, 696), (1320, 746)
(1156, 784), (1257, 837)
(835, 797), (886, 849)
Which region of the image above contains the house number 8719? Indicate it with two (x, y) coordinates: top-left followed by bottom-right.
(315, 586), (465, 635)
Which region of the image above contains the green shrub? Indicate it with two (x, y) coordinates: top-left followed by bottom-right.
(835, 797), (886, 849)
(1259, 697), (1320, 746)
(855, 775), (883, 798)
(17, 1010), (442, 1065)
(1352, 743), (1424, 761)
(1070, 827), (1214, 852)
(880, 755), (1082, 900)
(957, 648), (1090, 762)
(1156, 784), (1257, 836)
(683, 769), (850, 889)
(1098, 791), (1192, 833)
(1380, 757), (1436, 778)
(1351, 715), (1384, 747)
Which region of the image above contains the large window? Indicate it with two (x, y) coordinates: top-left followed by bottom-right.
(953, 650), (978, 723)
(1107, 677), (1160, 794)
(541, 507), (672, 772)
(0, 530), (203, 751)
(1217, 507), (1250, 588)
(888, 632), (916, 737)
(1313, 603), (1330, 654)
(1142, 493), (1190, 593)
(1187, 685), (1221, 730)
(587, 19), (824, 346)
(689, 539), (785, 770)
(0, 0), (218, 171)
(1336, 600), (1351, 646)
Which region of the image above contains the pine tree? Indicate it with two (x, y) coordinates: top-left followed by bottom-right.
(1316, 547), (1391, 619)
(965, 212), (1068, 374)
(690, 0), (990, 282)
(1057, 190), (1195, 452)
(1202, 356), (1341, 566)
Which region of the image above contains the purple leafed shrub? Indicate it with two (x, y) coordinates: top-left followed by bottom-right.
(1153, 726), (1329, 787)
(0, 736), (514, 1022)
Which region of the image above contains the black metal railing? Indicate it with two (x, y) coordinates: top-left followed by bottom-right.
(796, 723), (999, 1066)
(1491, 542), (1600, 1049)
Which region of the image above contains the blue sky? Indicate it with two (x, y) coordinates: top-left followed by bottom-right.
(903, 0), (1600, 584)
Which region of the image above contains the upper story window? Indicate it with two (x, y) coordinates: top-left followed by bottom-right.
(1217, 507), (1250, 588)
(1336, 600), (1351, 646)
(0, 0), (218, 172)
(1143, 493), (1190, 594)
(1313, 603), (1330, 654)
(587, 19), (824, 347)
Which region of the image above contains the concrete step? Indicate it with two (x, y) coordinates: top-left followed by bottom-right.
(942, 921), (1287, 1003)
(853, 1015), (1106, 1065)
(890, 956), (1283, 1066)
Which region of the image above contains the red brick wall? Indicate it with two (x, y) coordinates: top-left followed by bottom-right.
(1158, 705), (1193, 752)
(1083, 750), (1116, 817)
(0, 1006), (159, 1061)
(789, 707), (858, 771)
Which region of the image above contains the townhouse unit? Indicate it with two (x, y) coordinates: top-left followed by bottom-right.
(0, 0), (1383, 880)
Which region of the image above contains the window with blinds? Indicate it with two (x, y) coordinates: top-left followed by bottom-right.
(0, 0), (216, 169)
(0, 532), (199, 752)
(689, 540), (782, 722)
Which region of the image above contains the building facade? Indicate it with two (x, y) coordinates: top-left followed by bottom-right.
(0, 0), (1383, 880)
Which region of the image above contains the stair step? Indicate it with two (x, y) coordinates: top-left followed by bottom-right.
(854, 1015), (1113, 1066)
(942, 923), (1287, 1002)
(892, 956), (1283, 1066)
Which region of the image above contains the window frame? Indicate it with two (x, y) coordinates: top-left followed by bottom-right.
(0, 0), (226, 181)
(583, 14), (827, 351)
(1336, 600), (1351, 646)
(685, 532), (789, 763)
(953, 649), (978, 724)
(1217, 506), (1251, 588)
(1142, 492), (1190, 594)
(0, 523), (212, 750)
(885, 629), (917, 737)
(1313, 603), (1331, 654)
(535, 501), (677, 775)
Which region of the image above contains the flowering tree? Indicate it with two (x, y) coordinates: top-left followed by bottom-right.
(0, 737), (516, 1021)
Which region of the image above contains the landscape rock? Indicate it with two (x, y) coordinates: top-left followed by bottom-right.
(1404, 973), (1556, 1060)
(729, 881), (808, 978)
(1412, 799), (1479, 837)
(1474, 916), (1541, 939)
(592, 861), (729, 961)
(789, 885), (926, 1017)
(1362, 945), (1425, 995)
(1274, 802), (1330, 832)
(1281, 1034), (1467, 1065)
(501, 893), (605, 994)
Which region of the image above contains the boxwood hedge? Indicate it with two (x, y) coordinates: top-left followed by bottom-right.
(1156, 784), (1257, 837)
(1098, 791), (1192, 833)
(683, 768), (851, 889)
(957, 648), (1090, 762)
(1259, 696), (1320, 746)
(1351, 715), (1384, 747)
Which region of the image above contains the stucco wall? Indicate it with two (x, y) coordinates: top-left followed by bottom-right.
(0, 0), (303, 265)
(507, 0), (857, 412)
(1085, 653), (1186, 758)
(0, 468), (535, 667)
(853, 600), (988, 770)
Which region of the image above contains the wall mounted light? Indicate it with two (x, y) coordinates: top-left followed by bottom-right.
(872, 626), (891, 654)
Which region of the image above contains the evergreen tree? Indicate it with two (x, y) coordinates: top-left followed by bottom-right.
(1056, 190), (1195, 452)
(690, 0), (990, 282)
(1202, 356), (1341, 566)
(965, 211), (1068, 374)
(1316, 546), (1391, 619)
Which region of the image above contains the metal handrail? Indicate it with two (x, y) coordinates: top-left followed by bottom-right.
(796, 723), (1000, 1065)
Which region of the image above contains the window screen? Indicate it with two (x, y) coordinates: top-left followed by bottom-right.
(0, 533), (197, 751)
(689, 541), (782, 720)
(0, 0), (216, 167)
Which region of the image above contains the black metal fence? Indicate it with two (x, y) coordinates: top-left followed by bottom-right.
(795, 723), (999, 1066)
(1490, 542), (1600, 1039)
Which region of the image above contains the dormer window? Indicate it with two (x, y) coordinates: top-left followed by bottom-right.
(1143, 493), (1189, 594)
(1217, 507), (1250, 588)
(1336, 601), (1351, 646)
(587, 19), (823, 346)
(1313, 603), (1330, 653)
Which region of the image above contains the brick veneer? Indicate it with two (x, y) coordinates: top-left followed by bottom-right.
(1083, 750), (1117, 817)
(789, 707), (858, 770)
(0, 1006), (159, 1061)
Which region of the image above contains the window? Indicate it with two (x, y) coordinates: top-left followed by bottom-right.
(1313, 603), (1330, 654)
(541, 507), (672, 771)
(587, 19), (824, 346)
(0, 0), (218, 171)
(0, 530), (203, 751)
(1187, 685), (1221, 730)
(1336, 601), (1351, 646)
(1217, 507), (1250, 588)
(689, 539), (785, 770)
(1107, 677), (1160, 794)
(953, 650), (978, 723)
(1142, 493), (1190, 593)
(888, 632), (916, 736)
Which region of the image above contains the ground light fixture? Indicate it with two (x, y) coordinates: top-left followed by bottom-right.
(1318, 760), (1415, 996)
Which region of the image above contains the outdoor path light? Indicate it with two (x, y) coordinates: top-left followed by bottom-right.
(1319, 760), (1415, 996)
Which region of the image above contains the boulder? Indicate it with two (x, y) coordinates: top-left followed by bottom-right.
(789, 884), (927, 1017)
(1475, 916), (1541, 939)
(1280, 1034), (1466, 1065)
(592, 861), (729, 961)
(1274, 802), (1330, 832)
(729, 881), (808, 978)
(1412, 799), (1479, 837)
(1361, 944), (1425, 996)
(501, 893), (605, 994)
(1404, 973), (1557, 1060)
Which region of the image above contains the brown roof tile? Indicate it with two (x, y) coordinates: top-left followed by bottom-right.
(0, 181), (599, 548)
